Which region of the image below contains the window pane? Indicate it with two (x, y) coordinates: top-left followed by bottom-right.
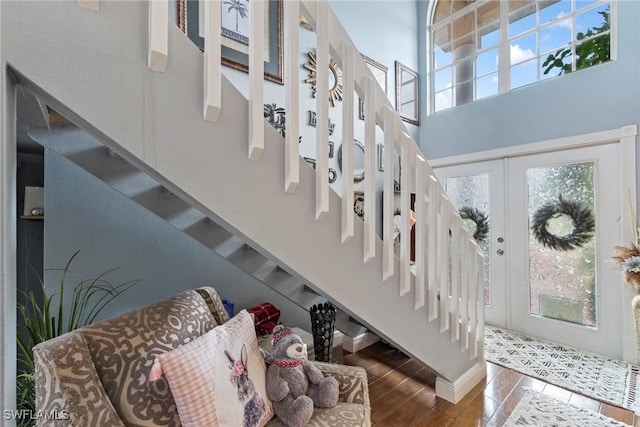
(509, 0), (536, 15)
(511, 59), (538, 88)
(478, 2), (500, 48)
(433, 24), (451, 51)
(453, 11), (475, 41)
(541, 50), (572, 77)
(539, 0), (572, 25)
(509, 11), (537, 38)
(476, 48), (498, 76)
(576, 0), (601, 11)
(434, 45), (452, 68)
(576, 34), (610, 70)
(510, 33), (537, 65)
(576, 3), (610, 37)
(480, 28), (500, 50)
(540, 18), (572, 54)
(434, 68), (452, 92)
(435, 88), (453, 112)
(476, 73), (499, 100)
(527, 162), (596, 327)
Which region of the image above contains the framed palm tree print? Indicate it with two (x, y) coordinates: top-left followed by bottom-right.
(178, 0), (284, 85)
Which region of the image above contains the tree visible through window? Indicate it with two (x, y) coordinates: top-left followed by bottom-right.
(429, 0), (613, 114)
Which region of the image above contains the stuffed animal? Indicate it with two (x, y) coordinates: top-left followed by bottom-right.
(264, 325), (339, 427)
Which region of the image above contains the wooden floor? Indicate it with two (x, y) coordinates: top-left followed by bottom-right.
(337, 341), (638, 426)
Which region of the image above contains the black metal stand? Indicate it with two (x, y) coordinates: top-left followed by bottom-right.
(309, 302), (336, 363)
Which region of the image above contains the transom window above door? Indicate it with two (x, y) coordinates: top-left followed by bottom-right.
(429, 0), (613, 113)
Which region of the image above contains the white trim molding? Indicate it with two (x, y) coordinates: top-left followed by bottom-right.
(435, 361), (487, 404)
(430, 125), (638, 168)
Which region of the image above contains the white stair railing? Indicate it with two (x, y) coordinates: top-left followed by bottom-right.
(142, 0), (485, 365)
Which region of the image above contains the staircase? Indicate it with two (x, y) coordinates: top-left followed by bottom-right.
(2, 0), (486, 402)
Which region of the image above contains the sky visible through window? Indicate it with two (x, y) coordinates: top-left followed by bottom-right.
(432, 0), (611, 113)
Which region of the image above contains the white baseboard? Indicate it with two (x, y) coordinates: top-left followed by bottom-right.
(435, 361), (486, 404)
(343, 332), (380, 353)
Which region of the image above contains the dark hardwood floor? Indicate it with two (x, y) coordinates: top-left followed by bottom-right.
(336, 341), (637, 426)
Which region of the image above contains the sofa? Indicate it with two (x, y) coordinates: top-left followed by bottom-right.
(33, 287), (371, 426)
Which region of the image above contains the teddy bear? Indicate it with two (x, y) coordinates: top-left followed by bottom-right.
(264, 325), (339, 427)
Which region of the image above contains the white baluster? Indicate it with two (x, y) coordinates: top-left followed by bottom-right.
(439, 194), (450, 333)
(476, 248), (486, 361)
(341, 42), (355, 243)
(77, 0), (99, 11)
(203, 0), (221, 122)
(284, 0), (300, 193)
(399, 134), (411, 296)
(315, 1), (329, 220)
(382, 107), (395, 280)
(248, 0), (265, 160)
(427, 175), (439, 321)
(450, 217), (460, 343)
(461, 237), (470, 351)
(415, 156), (426, 310)
(148, 0), (168, 72)
(469, 244), (483, 359)
(363, 76), (376, 263)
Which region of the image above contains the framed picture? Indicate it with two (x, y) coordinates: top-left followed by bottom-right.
(395, 61), (419, 125)
(359, 54), (388, 120)
(177, 0), (284, 85)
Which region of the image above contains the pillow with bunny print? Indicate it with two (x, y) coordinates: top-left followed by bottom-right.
(150, 309), (273, 427)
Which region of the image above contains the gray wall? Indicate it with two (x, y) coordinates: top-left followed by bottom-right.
(43, 148), (310, 329)
(419, 1), (640, 160)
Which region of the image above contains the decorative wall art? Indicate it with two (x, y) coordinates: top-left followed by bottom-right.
(307, 111), (336, 135)
(354, 191), (365, 219)
(359, 54), (388, 120)
(303, 51), (343, 107)
(395, 61), (419, 125)
(303, 158), (337, 184)
(178, 0), (284, 84)
(264, 103), (286, 136)
(337, 140), (365, 183)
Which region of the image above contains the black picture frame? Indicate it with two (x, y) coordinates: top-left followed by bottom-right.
(178, 0), (284, 85)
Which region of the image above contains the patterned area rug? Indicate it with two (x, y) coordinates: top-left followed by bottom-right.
(485, 326), (640, 414)
(504, 390), (630, 426)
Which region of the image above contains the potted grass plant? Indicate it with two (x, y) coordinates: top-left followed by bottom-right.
(16, 250), (139, 427)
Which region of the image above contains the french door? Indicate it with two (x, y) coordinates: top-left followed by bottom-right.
(435, 143), (623, 358)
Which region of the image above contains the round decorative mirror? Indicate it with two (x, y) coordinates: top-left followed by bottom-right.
(337, 140), (365, 183)
(303, 51), (343, 107)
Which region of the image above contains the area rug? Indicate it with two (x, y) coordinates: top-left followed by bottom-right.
(504, 390), (630, 426)
(485, 326), (640, 414)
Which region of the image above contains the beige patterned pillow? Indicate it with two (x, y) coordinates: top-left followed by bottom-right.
(155, 310), (273, 427)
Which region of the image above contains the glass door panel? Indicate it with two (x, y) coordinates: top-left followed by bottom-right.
(508, 144), (621, 359)
(526, 162), (597, 327)
(435, 159), (506, 328)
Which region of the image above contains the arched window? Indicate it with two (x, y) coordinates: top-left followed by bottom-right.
(428, 0), (613, 114)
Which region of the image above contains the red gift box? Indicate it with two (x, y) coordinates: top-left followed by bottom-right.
(246, 302), (280, 335)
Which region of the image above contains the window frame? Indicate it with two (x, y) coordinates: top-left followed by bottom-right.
(427, 0), (616, 115)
